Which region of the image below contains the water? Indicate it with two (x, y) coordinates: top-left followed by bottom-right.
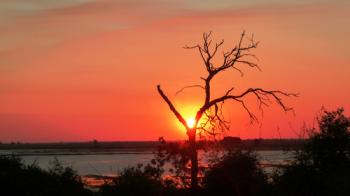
(0, 149), (294, 176)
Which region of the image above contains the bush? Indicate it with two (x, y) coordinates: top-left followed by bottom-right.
(0, 155), (92, 196)
(305, 108), (350, 168)
(100, 164), (164, 196)
(271, 162), (327, 196)
(203, 151), (269, 196)
(274, 108), (350, 196)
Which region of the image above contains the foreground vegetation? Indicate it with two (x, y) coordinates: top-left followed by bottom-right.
(1, 108), (349, 196)
(0, 156), (93, 196)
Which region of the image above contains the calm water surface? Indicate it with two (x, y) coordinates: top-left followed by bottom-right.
(0, 149), (294, 176)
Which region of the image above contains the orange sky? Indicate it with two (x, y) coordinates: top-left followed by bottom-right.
(0, 0), (350, 142)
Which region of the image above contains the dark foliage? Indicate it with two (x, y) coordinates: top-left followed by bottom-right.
(203, 151), (269, 196)
(0, 155), (93, 196)
(271, 161), (327, 196)
(273, 108), (350, 196)
(305, 108), (350, 168)
(99, 163), (186, 196)
(99, 165), (163, 196)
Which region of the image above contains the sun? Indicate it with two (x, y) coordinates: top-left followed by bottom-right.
(187, 117), (196, 128)
(172, 103), (201, 133)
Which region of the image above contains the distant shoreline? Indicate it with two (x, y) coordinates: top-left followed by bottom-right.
(0, 139), (305, 152)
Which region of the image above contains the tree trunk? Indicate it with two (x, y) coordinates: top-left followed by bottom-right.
(188, 128), (198, 191)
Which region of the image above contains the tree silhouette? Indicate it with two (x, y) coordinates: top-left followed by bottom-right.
(273, 108), (350, 196)
(157, 31), (296, 190)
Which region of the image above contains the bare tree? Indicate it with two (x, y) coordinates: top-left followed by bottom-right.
(157, 31), (297, 190)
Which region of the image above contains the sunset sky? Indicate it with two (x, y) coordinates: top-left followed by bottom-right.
(1, 0), (349, 142)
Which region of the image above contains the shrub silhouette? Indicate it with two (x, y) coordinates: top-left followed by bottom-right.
(99, 162), (191, 196)
(304, 108), (350, 168)
(99, 164), (165, 196)
(273, 108), (350, 196)
(0, 155), (92, 196)
(203, 151), (269, 196)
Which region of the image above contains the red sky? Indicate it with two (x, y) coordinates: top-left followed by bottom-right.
(1, 0), (350, 142)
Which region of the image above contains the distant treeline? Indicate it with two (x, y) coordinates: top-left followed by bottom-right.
(0, 139), (305, 151)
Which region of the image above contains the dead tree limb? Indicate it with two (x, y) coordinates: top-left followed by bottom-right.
(157, 31), (297, 189)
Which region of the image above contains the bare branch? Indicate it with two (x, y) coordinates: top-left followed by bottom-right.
(235, 99), (258, 123)
(224, 87), (235, 96)
(162, 31), (297, 137)
(157, 85), (189, 130)
(157, 31), (297, 189)
(184, 45), (207, 67)
(212, 39), (224, 58)
(211, 88), (297, 109)
(175, 85), (204, 96)
(236, 60), (261, 71)
(232, 66), (244, 77)
(184, 31), (226, 73)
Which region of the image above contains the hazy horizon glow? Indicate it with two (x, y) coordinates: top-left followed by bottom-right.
(1, 0), (350, 142)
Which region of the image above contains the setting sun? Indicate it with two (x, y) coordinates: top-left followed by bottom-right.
(187, 118), (196, 128)
(1, 1), (350, 194)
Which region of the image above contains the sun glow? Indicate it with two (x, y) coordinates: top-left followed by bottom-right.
(172, 103), (201, 133)
(187, 117), (196, 128)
